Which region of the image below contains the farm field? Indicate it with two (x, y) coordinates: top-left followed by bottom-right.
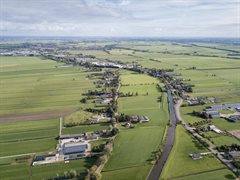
(102, 71), (169, 179)
(31, 158), (96, 180)
(0, 158), (96, 180)
(0, 56), (95, 115)
(171, 168), (236, 180)
(160, 126), (235, 179)
(0, 40), (239, 179)
(62, 123), (111, 134)
(0, 56), (105, 179)
(0, 119), (59, 157)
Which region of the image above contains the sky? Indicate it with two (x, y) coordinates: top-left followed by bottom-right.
(0, 0), (240, 37)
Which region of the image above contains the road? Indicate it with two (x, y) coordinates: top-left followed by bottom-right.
(175, 99), (238, 175)
(147, 90), (177, 180)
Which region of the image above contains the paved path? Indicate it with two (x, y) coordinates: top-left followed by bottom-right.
(147, 90), (177, 180)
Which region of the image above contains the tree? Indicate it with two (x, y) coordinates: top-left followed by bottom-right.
(69, 169), (77, 178)
(111, 127), (119, 136)
(80, 98), (87, 103)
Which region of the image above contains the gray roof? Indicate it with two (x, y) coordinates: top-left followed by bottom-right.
(228, 115), (240, 121)
(206, 103), (240, 111)
(59, 133), (84, 139)
(229, 151), (240, 158)
(205, 111), (219, 115)
(191, 153), (202, 159)
(63, 142), (88, 154)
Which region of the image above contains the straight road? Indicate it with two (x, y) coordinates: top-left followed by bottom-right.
(147, 90), (177, 180)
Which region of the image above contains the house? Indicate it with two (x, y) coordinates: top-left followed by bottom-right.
(102, 99), (112, 105)
(63, 142), (89, 155)
(94, 99), (112, 105)
(208, 125), (222, 134)
(227, 115), (240, 122)
(130, 115), (139, 123)
(139, 116), (150, 122)
(189, 153), (202, 160)
(203, 111), (221, 118)
(86, 133), (98, 141)
(236, 107), (240, 112)
(187, 98), (200, 105)
(223, 151), (240, 160)
(59, 133), (84, 140)
(124, 122), (131, 128)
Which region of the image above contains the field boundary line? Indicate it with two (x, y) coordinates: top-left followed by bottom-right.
(0, 135), (56, 144)
(169, 167), (227, 180)
(102, 163), (148, 173)
(0, 153), (36, 159)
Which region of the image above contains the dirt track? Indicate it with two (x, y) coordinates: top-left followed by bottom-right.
(0, 108), (77, 123)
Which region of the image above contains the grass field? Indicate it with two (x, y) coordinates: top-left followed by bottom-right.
(0, 56), (102, 179)
(0, 119), (59, 157)
(0, 158), (96, 180)
(160, 126), (234, 179)
(0, 40), (239, 179)
(0, 56), (95, 115)
(171, 168), (236, 180)
(62, 123), (111, 134)
(102, 71), (169, 179)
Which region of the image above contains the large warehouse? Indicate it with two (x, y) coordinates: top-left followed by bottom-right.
(63, 142), (89, 154)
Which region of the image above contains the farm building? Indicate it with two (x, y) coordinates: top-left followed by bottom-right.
(223, 151), (240, 160)
(63, 142), (89, 155)
(227, 115), (240, 122)
(203, 111), (221, 118)
(64, 154), (85, 161)
(59, 133), (84, 140)
(139, 116), (150, 122)
(208, 125), (222, 134)
(130, 115), (139, 123)
(206, 103), (240, 111)
(189, 153), (202, 160)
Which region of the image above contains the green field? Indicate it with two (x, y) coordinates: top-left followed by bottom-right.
(0, 56), (95, 115)
(160, 126), (235, 179)
(0, 158), (96, 180)
(0, 40), (239, 179)
(0, 57), (102, 179)
(0, 119), (59, 157)
(62, 123), (111, 134)
(102, 72), (169, 179)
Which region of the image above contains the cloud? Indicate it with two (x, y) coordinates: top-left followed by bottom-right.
(0, 0), (239, 37)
